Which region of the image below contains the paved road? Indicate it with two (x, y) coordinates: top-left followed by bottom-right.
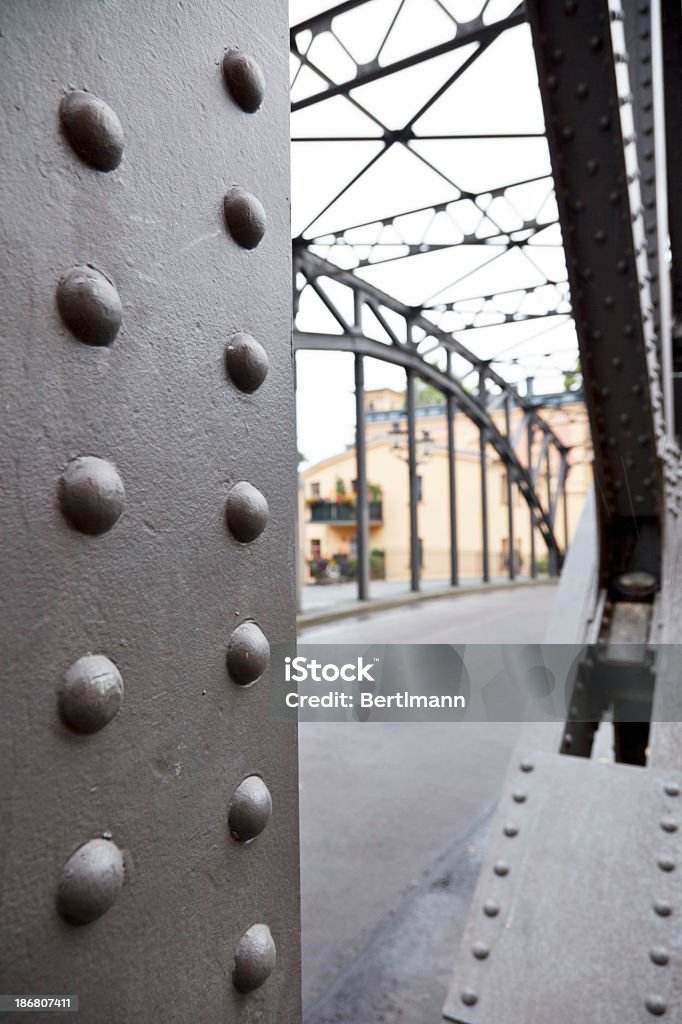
(298, 583), (558, 1021)
(299, 580), (557, 644)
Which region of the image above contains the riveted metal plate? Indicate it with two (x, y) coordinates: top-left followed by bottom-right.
(443, 751), (682, 1023)
(0, 2), (299, 1021)
(527, 0), (666, 591)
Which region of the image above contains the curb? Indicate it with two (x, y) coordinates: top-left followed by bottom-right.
(297, 577), (557, 629)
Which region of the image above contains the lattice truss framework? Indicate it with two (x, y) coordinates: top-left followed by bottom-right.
(290, 0), (578, 387)
(289, 0), (589, 569)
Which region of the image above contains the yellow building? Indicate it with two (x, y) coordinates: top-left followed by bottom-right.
(300, 387), (591, 583)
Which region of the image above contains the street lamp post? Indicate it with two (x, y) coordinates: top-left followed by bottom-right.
(389, 415), (434, 592)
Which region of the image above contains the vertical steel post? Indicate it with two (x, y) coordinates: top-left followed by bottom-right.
(479, 368), (490, 583)
(505, 396), (515, 581)
(547, 446), (558, 576)
(446, 354), (459, 586)
(528, 419), (536, 578)
(354, 353), (369, 601)
(562, 454), (570, 553)
(406, 366), (420, 592)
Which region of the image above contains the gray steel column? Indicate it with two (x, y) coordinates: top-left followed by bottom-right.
(563, 461), (570, 553)
(479, 368), (490, 583)
(528, 419), (537, 578)
(406, 367), (420, 592)
(446, 351), (459, 586)
(505, 396), (515, 581)
(547, 447), (558, 576)
(354, 353), (369, 601)
(447, 392), (459, 587)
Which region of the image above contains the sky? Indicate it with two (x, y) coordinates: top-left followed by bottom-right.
(289, 0), (579, 466)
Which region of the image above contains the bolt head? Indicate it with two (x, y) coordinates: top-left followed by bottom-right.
(233, 923), (276, 992)
(226, 482), (269, 543)
(59, 90), (124, 171)
(59, 456), (125, 535)
(223, 48), (265, 113)
(226, 621), (270, 685)
(224, 186), (266, 250)
(225, 332), (268, 393)
(57, 265), (122, 346)
(58, 654), (124, 734)
(229, 776), (272, 842)
(57, 838), (124, 924)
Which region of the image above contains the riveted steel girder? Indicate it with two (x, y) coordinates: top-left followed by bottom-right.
(527, 0), (666, 594)
(0, 3), (300, 1021)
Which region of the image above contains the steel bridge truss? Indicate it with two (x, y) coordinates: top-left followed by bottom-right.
(292, 1), (682, 1021)
(291, 0), (576, 598)
(294, 248), (569, 596)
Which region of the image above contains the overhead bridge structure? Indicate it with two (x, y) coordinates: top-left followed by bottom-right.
(291, 0), (577, 597)
(291, 0), (682, 1022)
(1, 1), (682, 1022)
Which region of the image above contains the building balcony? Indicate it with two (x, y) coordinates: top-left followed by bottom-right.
(308, 500), (383, 524)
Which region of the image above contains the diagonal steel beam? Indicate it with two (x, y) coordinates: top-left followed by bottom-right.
(291, 8), (525, 111)
(527, 0), (665, 596)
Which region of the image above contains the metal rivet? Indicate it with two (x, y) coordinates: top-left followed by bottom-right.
(494, 861), (509, 877)
(483, 900), (500, 917)
(225, 482), (268, 543)
(229, 776), (272, 842)
(225, 332), (268, 393)
(57, 266), (122, 347)
(57, 838), (124, 924)
(58, 654), (124, 734)
(653, 899), (672, 917)
(503, 823), (519, 837)
(650, 947), (670, 966)
(59, 456), (125, 535)
(226, 621), (270, 685)
(657, 856), (675, 872)
(664, 783), (680, 797)
(645, 995), (667, 1016)
(512, 791), (527, 803)
(461, 989), (478, 1007)
(661, 818), (678, 833)
(59, 90), (124, 172)
(223, 186), (266, 250)
(594, 229), (607, 244)
(233, 923), (276, 993)
(222, 48), (265, 113)
(520, 760), (534, 772)
(472, 941), (489, 960)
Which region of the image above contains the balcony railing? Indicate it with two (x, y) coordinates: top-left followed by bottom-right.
(308, 500), (383, 523)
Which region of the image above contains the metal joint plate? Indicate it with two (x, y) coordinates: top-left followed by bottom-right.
(444, 750), (682, 1023)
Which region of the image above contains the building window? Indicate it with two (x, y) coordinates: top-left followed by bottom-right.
(417, 476), (423, 502)
(311, 482), (320, 498)
(351, 479), (358, 494)
(311, 539), (321, 559)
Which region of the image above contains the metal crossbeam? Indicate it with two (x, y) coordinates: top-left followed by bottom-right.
(291, 7), (525, 112)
